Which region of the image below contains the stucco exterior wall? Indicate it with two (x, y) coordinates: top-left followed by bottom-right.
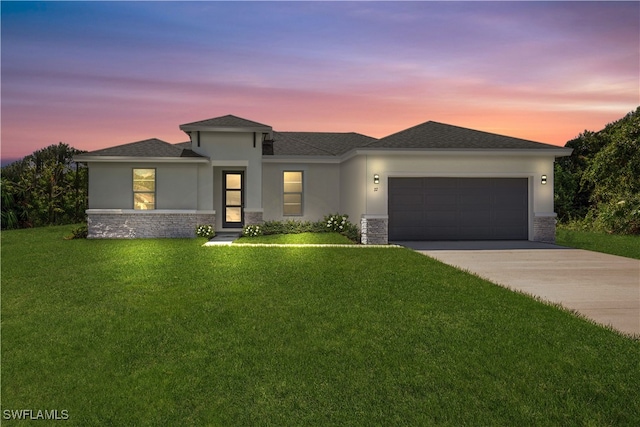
(87, 162), (199, 210)
(262, 161), (341, 222)
(197, 163), (214, 211)
(339, 155), (367, 226)
(193, 132), (262, 210)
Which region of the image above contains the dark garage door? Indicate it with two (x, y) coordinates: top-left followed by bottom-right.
(388, 178), (528, 241)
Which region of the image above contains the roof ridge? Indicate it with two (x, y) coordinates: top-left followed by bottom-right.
(373, 120), (563, 150)
(426, 121), (544, 142)
(180, 114), (271, 129)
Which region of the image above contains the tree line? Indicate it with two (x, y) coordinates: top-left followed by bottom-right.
(2, 109), (639, 234)
(555, 106), (640, 234)
(1, 143), (87, 229)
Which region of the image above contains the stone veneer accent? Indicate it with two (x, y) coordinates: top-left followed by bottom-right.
(533, 213), (557, 243)
(244, 210), (264, 226)
(87, 210), (216, 238)
(360, 215), (389, 245)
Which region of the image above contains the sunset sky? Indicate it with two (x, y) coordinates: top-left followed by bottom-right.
(1, 1), (638, 163)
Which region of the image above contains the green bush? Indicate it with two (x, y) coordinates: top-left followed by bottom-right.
(65, 224), (88, 240)
(324, 213), (359, 242)
(242, 224), (263, 237)
(243, 214), (360, 242)
(195, 224), (215, 239)
(593, 196), (640, 235)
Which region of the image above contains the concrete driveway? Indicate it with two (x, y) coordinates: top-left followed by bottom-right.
(397, 241), (640, 336)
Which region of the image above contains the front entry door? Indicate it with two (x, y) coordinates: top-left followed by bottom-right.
(223, 171), (244, 228)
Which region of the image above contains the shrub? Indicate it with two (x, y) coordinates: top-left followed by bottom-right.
(242, 214), (360, 243)
(260, 220), (319, 235)
(593, 196), (640, 235)
(324, 213), (360, 242)
(65, 224), (88, 240)
(243, 224), (263, 237)
(195, 224), (215, 239)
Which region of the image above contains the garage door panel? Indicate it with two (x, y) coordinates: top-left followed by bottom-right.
(424, 193), (458, 209)
(458, 194), (492, 206)
(424, 210), (457, 222)
(391, 227), (427, 240)
(459, 210), (491, 225)
(394, 211), (424, 223)
(423, 227), (459, 240)
(423, 178), (457, 189)
(495, 194), (526, 205)
(390, 178), (423, 189)
(460, 227), (493, 240)
(389, 177), (528, 241)
(392, 195), (424, 207)
(495, 210), (527, 221)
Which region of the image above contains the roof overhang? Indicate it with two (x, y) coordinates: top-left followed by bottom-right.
(341, 147), (573, 161)
(262, 155), (341, 164)
(73, 155), (210, 164)
(179, 125), (273, 134)
(262, 147), (573, 164)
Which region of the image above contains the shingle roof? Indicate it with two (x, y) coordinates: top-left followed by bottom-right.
(78, 139), (204, 158)
(272, 132), (377, 156)
(77, 118), (567, 161)
(180, 114), (272, 130)
(370, 121), (562, 150)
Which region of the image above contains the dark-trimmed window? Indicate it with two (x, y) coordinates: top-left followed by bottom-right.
(133, 168), (156, 210)
(283, 171), (303, 216)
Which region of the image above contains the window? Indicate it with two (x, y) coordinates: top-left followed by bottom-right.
(283, 171), (303, 215)
(133, 168), (155, 210)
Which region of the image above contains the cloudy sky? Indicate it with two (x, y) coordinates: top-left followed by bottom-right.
(1, 1), (638, 162)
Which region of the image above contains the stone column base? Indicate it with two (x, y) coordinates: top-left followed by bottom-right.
(361, 215), (388, 245)
(244, 209), (264, 225)
(533, 213), (557, 243)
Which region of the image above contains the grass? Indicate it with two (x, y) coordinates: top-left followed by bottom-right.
(2, 225), (639, 426)
(556, 226), (640, 259)
(234, 232), (355, 245)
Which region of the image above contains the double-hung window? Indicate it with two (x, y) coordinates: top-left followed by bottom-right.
(133, 168), (156, 210)
(283, 171), (303, 216)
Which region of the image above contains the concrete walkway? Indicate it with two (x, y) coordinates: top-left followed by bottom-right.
(400, 242), (640, 336)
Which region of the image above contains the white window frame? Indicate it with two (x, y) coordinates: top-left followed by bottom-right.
(283, 171), (303, 216)
(133, 168), (156, 210)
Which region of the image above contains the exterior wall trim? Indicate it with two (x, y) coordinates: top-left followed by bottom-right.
(262, 156), (341, 164)
(341, 148), (572, 162)
(86, 209), (215, 215)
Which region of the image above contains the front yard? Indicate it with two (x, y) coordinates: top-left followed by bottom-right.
(1, 225), (639, 425)
(556, 226), (640, 259)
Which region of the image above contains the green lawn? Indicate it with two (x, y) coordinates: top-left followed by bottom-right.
(2, 225), (639, 426)
(556, 226), (640, 259)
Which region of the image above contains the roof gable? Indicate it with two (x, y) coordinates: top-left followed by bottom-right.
(78, 138), (204, 158)
(370, 121), (563, 150)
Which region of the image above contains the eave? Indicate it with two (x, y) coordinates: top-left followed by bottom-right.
(341, 147), (573, 161)
(73, 156), (210, 164)
(179, 125), (272, 134)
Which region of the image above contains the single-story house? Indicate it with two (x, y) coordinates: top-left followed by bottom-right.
(74, 114), (572, 244)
